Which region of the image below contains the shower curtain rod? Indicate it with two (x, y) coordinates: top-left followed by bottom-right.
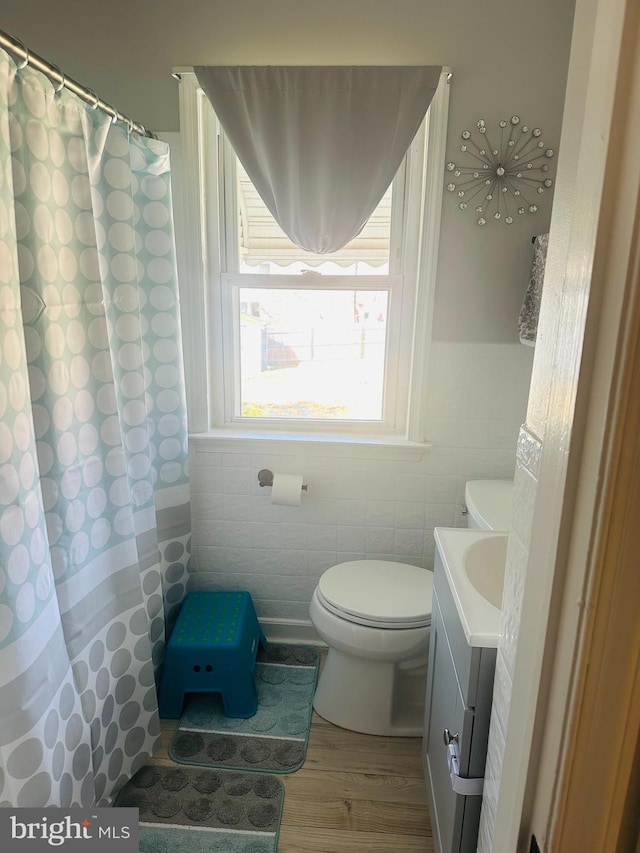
(0, 29), (155, 138)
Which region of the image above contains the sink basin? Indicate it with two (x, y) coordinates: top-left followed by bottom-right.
(434, 528), (509, 647)
(464, 535), (508, 609)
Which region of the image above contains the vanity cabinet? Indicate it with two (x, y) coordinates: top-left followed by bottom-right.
(423, 552), (497, 853)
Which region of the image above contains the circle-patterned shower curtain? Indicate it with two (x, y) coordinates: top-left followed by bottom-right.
(0, 49), (190, 806)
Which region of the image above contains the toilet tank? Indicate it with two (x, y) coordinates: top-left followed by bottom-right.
(465, 479), (513, 530)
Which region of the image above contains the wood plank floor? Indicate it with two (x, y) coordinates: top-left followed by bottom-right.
(279, 711), (434, 852)
(151, 650), (434, 851)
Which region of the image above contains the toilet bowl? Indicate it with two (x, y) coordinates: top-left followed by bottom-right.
(310, 559), (433, 736)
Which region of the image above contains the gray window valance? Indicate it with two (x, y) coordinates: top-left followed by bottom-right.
(194, 65), (442, 254)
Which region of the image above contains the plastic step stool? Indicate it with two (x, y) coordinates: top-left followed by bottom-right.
(158, 590), (266, 719)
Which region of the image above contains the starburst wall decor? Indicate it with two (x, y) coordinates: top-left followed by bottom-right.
(446, 116), (555, 226)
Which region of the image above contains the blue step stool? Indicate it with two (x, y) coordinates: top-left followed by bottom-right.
(159, 590), (266, 719)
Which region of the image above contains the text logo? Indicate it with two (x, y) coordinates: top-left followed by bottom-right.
(0, 809), (138, 851)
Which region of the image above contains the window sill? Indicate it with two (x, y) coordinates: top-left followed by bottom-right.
(188, 428), (431, 461)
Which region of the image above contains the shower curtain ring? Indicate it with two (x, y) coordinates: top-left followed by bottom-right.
(50, 64), (65, 94)
(101, 103), (118, 124)
(12, 37), (30, 70)
(85, 89), (100, 111)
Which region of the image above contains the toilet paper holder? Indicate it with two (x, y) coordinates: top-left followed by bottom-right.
(257, 469), (308, 491)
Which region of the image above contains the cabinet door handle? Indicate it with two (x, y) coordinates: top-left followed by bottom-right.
(443, 728), (459, 746)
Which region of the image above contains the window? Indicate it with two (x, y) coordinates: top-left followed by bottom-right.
(175, 69), (450, 443)
(219, 132), (406, 428)
(236, 284), (391, 420)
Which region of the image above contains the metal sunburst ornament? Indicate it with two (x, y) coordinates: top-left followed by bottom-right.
(446, 116), (555, 225)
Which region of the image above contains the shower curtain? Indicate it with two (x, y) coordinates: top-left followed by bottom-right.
(0, 50), (190, 806)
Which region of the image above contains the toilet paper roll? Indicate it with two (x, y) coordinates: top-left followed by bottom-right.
(271, 472), (304, 507)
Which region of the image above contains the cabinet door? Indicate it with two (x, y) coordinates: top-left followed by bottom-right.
(424, 596), (474, 853)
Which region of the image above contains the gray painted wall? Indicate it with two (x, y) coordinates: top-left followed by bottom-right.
(2, 0), (575, 342)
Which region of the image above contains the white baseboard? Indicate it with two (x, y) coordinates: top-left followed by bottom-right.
(260, 618), (325, 647)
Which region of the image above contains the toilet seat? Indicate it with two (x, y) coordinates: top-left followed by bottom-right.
(316, 560), (433, 630)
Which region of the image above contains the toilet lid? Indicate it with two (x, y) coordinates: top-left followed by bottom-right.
(317, 560), (433, 629)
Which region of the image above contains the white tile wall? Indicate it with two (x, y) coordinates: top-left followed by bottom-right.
(189, 343), (534, 623)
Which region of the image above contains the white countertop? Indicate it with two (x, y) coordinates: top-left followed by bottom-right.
(434, 527), (508, 648)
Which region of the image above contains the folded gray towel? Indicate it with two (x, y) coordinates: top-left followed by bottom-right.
(518, 233), (549, 346)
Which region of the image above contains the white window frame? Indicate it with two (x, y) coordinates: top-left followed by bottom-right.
(174, 67), (451, 451)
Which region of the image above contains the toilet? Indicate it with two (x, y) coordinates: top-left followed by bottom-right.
(464, 478), (513, 531)
(310, 559), (433, 736)
(310, 479), (514, 737)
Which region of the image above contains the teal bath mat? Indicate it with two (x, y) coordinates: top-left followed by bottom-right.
(169, 643), (319, 774)
(115, 764), (283, 853)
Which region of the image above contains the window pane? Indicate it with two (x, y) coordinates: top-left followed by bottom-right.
(237, 160), (392, 275)
(239, 288), (388, 420)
